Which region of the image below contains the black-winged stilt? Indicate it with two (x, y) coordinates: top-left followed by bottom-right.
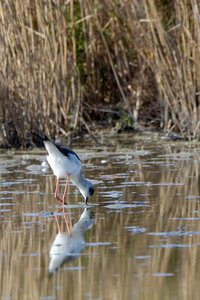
(32, 133), (95, 205)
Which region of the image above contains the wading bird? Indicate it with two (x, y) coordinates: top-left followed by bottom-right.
(32, 133), (94, 205)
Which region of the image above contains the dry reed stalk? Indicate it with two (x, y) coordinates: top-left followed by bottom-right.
(1, 0), (200, 146)
(0, 0), (85, 146)
(138, 0), (200, 138)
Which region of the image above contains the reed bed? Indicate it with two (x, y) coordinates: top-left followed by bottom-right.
(0, 0), (200, 147)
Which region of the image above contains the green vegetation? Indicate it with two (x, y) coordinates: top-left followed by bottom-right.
(0, 0), (200, 147)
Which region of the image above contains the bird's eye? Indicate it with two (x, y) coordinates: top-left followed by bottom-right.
(89, 187), (94, 196)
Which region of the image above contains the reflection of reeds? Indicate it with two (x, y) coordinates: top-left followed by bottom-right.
(1, 1), (200, 146)
(1, 145), (200, 299)
(126, 145), (200, 300)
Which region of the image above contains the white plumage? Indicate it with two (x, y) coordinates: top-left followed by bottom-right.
(44, 141), (82, 178)
(32, 134), (95, 204)
(49, 208), (95, 273)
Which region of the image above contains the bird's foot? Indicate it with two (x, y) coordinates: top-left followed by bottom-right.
(55, 195), (67, 206)
(62, 196), (68, 206)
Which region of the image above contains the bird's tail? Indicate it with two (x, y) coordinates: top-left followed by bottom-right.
(31, 132), (50, 143)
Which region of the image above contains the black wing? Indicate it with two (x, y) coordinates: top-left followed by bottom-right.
(31, 132), (81, 161)
(55, 144), (81, 162)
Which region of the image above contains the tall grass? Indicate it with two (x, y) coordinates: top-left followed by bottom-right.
(0, 0), (200, 146)
(137, 0), (200, 139)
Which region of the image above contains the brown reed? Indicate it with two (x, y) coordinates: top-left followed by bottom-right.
(0, 0), (200, 147)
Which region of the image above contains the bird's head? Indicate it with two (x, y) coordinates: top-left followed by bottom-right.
(80, 180), (94, 204)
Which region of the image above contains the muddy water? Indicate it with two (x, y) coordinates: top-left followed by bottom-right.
(1, 134), (200, 300)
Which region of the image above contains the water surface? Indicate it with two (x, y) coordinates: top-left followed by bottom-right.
(1, 134), (200, 300)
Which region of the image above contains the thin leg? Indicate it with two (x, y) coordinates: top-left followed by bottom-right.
(55, 177), (61, 202)
(55, 212), (71, 235)
(55, 177), (67, 205)
(62, 175), (70, 234)
(56, 207), (71, 235)
(62, 174), (70, 205)
(64, 215), (71, 236)
(55, 215), (61, 234)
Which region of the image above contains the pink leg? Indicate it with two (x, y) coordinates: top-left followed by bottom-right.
(55, 212), (71, 235)
(64, 215), (71, 236)
(55, 177), (62, 203)
(62, 174), (70, 205)
(55, 215), (61, 233)
(62, 175), (70, 234)
(56, 208), (71, 235)
(55, 177), (67, 205)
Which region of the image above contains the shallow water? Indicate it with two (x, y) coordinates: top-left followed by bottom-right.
(1, 134), (200, 300)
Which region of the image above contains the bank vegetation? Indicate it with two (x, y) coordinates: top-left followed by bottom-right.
(0, 0), (200, 147)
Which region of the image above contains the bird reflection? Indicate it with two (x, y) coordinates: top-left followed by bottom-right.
(49, 208), (95, 274)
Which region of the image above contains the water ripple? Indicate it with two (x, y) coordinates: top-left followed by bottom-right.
(147, 231), (200, 236)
